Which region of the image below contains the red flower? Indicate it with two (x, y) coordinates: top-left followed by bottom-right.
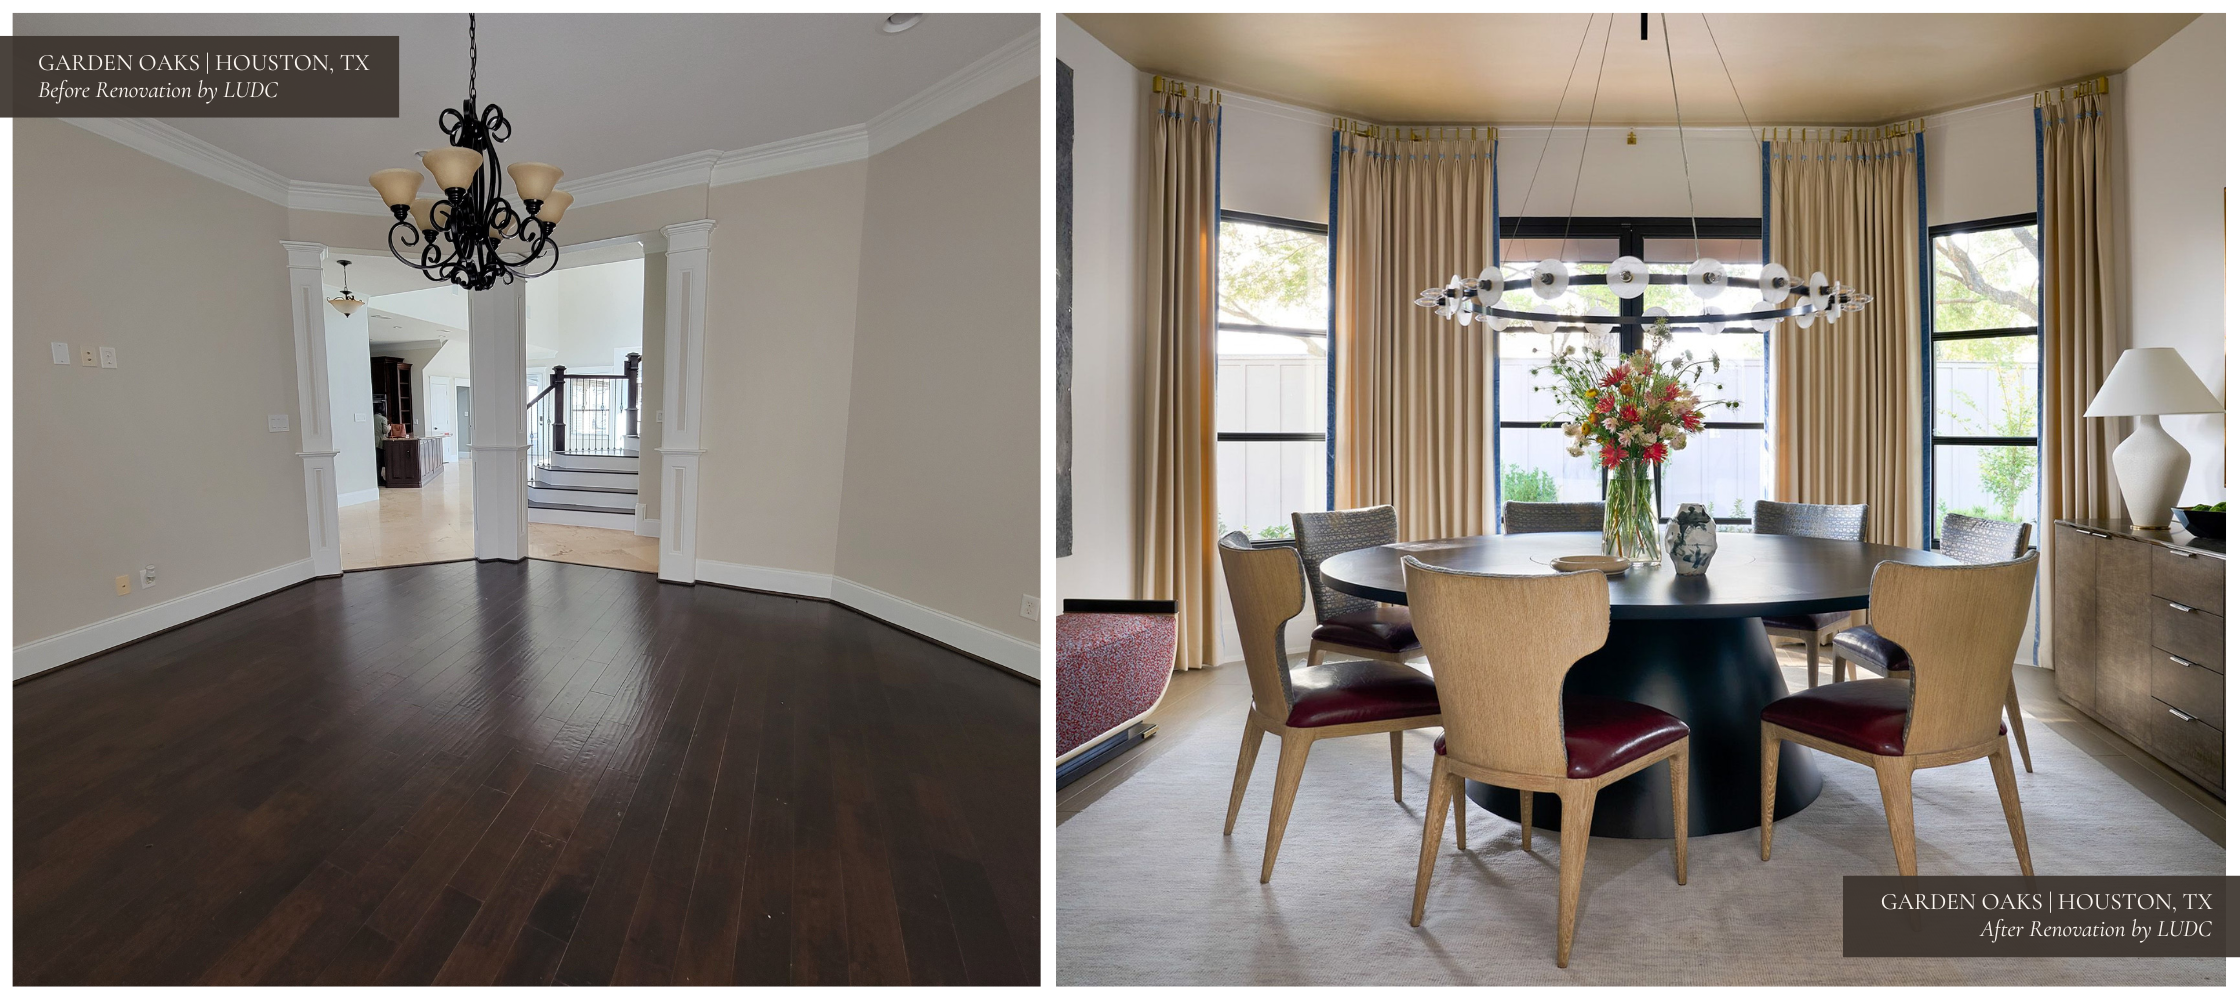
(1599, 366), (1629, 388)
(1680, 410), (1703, 432)
(1661, 383), (1681, 402)
(1644, 442), (1669, 464)
(1600, 443), (1624, 468)
(1618, 404), (1641, 424)
(1594, 394), (1615, 414)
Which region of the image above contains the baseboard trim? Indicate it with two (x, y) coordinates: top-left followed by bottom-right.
(338, 487), (380, 508)
(636, 517), (661, 538)
(695, 559), (1039, 681)
(14, 558), (318, 681)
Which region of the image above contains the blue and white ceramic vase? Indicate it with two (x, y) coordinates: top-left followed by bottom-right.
(1664, 502), (1718, 576)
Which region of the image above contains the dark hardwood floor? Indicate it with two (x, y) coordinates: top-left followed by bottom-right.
(15, 559), (1039, 985)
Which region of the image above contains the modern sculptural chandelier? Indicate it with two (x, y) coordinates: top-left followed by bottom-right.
(368, 14), (568, 291)
(1416, 14), (1871, 337)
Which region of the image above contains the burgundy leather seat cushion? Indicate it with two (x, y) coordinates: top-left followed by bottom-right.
(1763, 678), (1911, 755)
(1763, 611), (1853, 632)
(1284, 659), (1439, 728)
(1831, 625), (1911, 674)
(1312, 606), (1419, 653)
(1432, 696), (1688, 778)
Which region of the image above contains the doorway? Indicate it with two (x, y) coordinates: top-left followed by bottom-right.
(456, 384), (473, 449)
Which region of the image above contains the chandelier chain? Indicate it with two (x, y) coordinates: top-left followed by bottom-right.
(1558, 13), (1615, 263)
(1661, 14), (1699, 258)
(1507, 14), (1598, 250)
(468, 13), (478, 108)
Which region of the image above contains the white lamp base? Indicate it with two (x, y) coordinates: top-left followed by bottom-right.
(2111, 413), (2190, 530)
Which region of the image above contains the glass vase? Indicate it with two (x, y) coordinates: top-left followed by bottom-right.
(1603, 459), (1662, 566)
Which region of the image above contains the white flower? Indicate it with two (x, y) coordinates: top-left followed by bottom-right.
(1672, 435), (1689, 451)
(1602, 417), (1619, 432)
(1561, 422), (1581, 438)
(1565, 443), (1585, 457)
(1660, 423), (1681, 440)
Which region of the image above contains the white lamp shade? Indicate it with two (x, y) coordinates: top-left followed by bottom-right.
(2084, 347), (2223, 417)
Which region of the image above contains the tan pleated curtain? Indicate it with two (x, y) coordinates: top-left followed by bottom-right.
(1137, 84), (1221, 670)
(1765, 128), (1924, 547)
(2038, 84), (2124, 528)
(1332, 124), (1498, 539)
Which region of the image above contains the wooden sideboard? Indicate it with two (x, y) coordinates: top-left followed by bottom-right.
(381, 437), (445, 488)
(2051, 518), (2224, 796)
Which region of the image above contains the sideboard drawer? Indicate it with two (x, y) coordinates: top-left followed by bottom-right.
(2153, 544), (2225, 615)
(2150, 700), (2226, 793)
(2151, 652), (2225, 731)
(2151, 600), (2224, 672)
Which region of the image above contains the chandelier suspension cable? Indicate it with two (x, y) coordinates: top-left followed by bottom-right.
(1700, 14), (1757, 141)
(1506, 13), (1600, 251)
(1557, 13), (1616, 263)
(1660, 14), (1699, 259)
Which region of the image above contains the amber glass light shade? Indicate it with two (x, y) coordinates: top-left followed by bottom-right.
(369, 168), (423, 208)
(327, 294), (365, 316)
(539, 190), (573, 223)
(421, 147), (483, 191)
(508, 161), (562, 202)
(408, 196), (445, 231)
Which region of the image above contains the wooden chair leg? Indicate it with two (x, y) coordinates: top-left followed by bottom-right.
(2004, 679), (2034, 773)
(1410, 755), (1452, 926)
(1871, 757), (1917, 877)
(1259, 733), (1314, 884)
(1759, 726), (1779, 861)
(1830, 651), (1848, 684)
(1518, 789), (1534, 851)
(1806, 640), (1821, 688)
(1450, 773), (1468, 849)
(1554, 786), (1598, 968)
(1667, 743), (1689, 886)
(1305, 644), (1323, 666)
(1989, 743), (2034, 876)
(1389, 730), (1405, 803)
(1223, 716), (1262, 836)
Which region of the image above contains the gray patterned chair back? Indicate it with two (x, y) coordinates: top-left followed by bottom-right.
(1752, 500), (1868, 542)
(1502, 501), (1606, 535)
(1940, 513), (2033, 565)
(1290, 505), (1397, 623)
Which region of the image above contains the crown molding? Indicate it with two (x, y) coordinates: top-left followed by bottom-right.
(63, 117), (289, 204)
(288, 180), (390, 216)
(712, 123), (870, 187)
(567, 148), (723, 208)
(867, 29), (1038, 155)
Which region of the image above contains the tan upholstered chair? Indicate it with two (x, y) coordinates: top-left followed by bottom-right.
(1292, 506), (1422, 667)
(1760, 553), (2039, 877)
(1752, 499), (1869, 686)
(1401, 558), (1690, 968)
(1216, 532), (1442, 884)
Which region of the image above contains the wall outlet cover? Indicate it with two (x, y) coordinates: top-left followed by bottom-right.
(142, 565), (157, 588)
(80, 347), (98, 366)
(268, 414), (290, 432)
(1020, 594), (1039, 620)
(114, 575), (131, 596)
(50, 342), (69, 365)
(355, 412), (369, 423)
(98, 346), (117, 368)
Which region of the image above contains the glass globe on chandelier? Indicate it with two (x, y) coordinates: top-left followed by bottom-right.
(367, 14), (568, 291)
(326, 259), (365, 316)
(1415, 13), (1871, 336)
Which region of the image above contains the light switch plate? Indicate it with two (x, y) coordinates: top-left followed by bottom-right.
(79, 347), (98, 366)
(1020, 594), (1039, 620)
(268, 414), (290, 432)
(355, 412), (369, 423)
(51, 342), (70, 365)
(98, 346), (117, 369)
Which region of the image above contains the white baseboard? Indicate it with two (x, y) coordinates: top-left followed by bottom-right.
(636, 517), (661, 538)
(338, 488), (379, 508)
(694, 559), (1038, 679)
(14, 558), (318, 680)
(526, 505), (638, 531)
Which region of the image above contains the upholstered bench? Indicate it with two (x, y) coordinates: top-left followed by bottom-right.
(1056, 600), (1177, 786)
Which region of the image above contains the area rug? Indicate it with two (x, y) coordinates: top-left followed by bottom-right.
(1058, 687), (2225, 985)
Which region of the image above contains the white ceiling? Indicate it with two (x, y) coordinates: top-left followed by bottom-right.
(364, 308), (461, 349)
(17, 13), (1035, 186)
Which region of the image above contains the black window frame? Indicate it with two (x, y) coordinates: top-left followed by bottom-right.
(1214, 210), (1332, 537)
(1924, 212), (2042, 547)
(1493, 216), (1768, 526)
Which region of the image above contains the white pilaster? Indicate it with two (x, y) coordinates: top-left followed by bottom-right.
(470, 278), (531, 562)
(283, 241), (343, 578)
(656, 220), (717, 584)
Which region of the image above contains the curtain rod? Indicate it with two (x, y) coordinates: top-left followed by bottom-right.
(1149, 74), (1220, 104)
(1332, 119), (1498, 141)
(2034, 75), (2109, 105)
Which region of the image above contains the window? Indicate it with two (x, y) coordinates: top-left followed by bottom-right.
(1928, 215), (2040, 545)
(1216, 212), (1329, 541)
(1495, 219), (1768, 528)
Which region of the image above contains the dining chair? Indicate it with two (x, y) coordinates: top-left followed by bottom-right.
(1760, 553), (2039, 877)
(1292, 506), (1423, 667)
(1832, 513), (2037, 771)
(1500, 500), (1606, 535)
(1753, 499), (1869, 686)
(1216, 532), (1443, 884)
(1401, 558), (1689, 968)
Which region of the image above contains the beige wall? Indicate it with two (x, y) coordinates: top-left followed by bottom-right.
(14, 118), (307, 645)
(833, 81), (1039, 643)
(695, 161), (869, 576)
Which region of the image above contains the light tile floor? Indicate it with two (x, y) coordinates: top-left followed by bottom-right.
(338, 457), (659, 574)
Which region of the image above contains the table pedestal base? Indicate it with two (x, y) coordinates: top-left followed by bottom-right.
(1467, 616), (1824, 838)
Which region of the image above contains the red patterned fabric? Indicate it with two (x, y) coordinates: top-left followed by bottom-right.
(1056, 613), (1177, 759)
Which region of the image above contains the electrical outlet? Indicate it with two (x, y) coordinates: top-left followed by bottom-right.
(99, 346), (118, 368)
(142, 565), (157, 589)
(268, 414), (290, 432)
(80, 347), (98, 366)
(1020, 594), (1039, 620)
(50, 342), (70, 365)
(114, 575), (132, 596)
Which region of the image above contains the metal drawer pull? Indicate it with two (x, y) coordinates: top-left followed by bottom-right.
(2169, 654), (2197, 668)
(2168, 707), (2197, 723)
(2167, 601), (2195, 613)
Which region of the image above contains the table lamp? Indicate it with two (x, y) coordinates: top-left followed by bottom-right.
(2082, 347), (2223, 530)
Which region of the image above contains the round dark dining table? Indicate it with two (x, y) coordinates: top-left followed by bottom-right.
(1318, 531), (1957, 838)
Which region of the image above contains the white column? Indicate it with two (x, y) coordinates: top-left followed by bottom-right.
(283, 241), (343, 578)
(656, 220), (717, 584)
(470, 278), (531, 562)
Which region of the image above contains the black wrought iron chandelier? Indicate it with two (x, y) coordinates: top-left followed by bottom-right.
(368, 14), (568, 291)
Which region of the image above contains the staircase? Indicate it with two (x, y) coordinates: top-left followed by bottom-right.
(527, 449), (639, 530)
